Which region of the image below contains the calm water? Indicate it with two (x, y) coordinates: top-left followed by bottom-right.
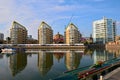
(0, 49), (120, 80)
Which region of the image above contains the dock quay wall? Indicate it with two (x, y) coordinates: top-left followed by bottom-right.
(87, 44), (105, 49)
(0, 44), (87, 50)
(23, 45), (86, 50)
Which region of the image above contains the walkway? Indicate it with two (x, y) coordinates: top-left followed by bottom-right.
(104, 67), (120, 80)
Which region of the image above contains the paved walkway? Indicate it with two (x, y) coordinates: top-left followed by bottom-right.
(103, 67), (120, 80)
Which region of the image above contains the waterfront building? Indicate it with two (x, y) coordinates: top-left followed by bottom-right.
(64, 23), (81, 44)
(93, 17), (116, 44)
(10, 21), (27, 44)
(38, 21), (53, 44)
(0, 33), (4, 44)
(53, 32), (64, 44)
(115, 36), (120, 41)
(115, 36), (120, 44)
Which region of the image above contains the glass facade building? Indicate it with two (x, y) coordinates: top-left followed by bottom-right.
(93, 17), (116, 44)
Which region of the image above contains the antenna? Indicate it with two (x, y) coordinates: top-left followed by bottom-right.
(69, 14), (74, 24)
(67, 14), (74, 27)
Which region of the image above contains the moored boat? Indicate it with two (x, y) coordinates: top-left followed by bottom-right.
(1, 48), (16, 53)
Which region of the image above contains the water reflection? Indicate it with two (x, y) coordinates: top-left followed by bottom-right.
(9, 50), (27, 76)
(106, 49), (120, 58)
(54, 52), (65, 63)
(1, 48), (120, 80)
(38, 50), (53, 76)
(84, 49), (94, 58)
(93, 49), (118, 64)
(0, 54), (3, 59)
(65, 50), (82, 70)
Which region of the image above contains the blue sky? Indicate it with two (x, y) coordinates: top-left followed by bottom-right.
(0, 0), (120, 39)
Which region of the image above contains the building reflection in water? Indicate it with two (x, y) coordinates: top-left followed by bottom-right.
(93, 49), (117, 64)
(38, 50), (53, 76)
(54, 52), (65, 63)
(106, 49), (120, 58)
(9, 49), (27, 76)
(0, 54), (3, 59)
(84, 49), (94, 59)
(65, 50), (82, 70)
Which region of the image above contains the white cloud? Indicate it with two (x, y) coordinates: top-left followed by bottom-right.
(0, 0), (92, 39)
(0, 0), (36, 38)
(0, 0), (14, 23)
(46, 4), (91, 13)
(0, 0), (108, 39)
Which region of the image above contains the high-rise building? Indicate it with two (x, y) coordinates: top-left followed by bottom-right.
(38, 21), (53, 44)
(0, 33), (4, 44)
(10, 21), (27, 44)
(93, 17), (116, 44)
(64, 23), (81, 44)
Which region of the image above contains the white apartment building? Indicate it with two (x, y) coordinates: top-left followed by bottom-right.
(93, 17), (116, 44)
(38, 21), (53, 44)
(10, 21), (27, 44)
(65, 23), (81, 44)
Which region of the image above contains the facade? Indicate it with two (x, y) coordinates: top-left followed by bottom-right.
(93, 17), (116, 44)
(64, 23), (81, 44)
(53, 32), (64, 44)
(0, 33), (4, 44)
(38, 21), (53, 44)
(115, 36), (120, 42)
(114, 36), (120, 44)
(10, 21), (27, 44)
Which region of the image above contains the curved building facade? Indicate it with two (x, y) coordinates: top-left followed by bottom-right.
(38, 21), (53, 44)
(64, 23), (81, 44)
(10, 21), (27, 44)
